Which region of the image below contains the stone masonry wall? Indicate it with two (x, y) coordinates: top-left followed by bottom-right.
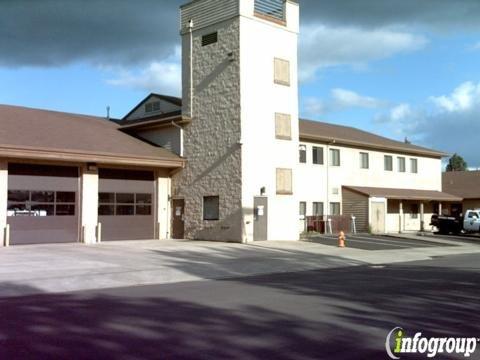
(173, 18), (243, 241)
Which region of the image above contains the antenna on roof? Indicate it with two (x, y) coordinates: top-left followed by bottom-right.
(404, 137), (411, 144)
(106, 106), (110, 121)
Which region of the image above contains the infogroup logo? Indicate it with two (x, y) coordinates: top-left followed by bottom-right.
(385, 327), (479, 359)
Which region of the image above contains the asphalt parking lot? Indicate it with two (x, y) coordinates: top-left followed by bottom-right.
(305, 233), (453, 251)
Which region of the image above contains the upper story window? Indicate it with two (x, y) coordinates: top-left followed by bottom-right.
(145, 101), (161, 113)
(312, 147), (324, 165)
(202, 32), (218, 47)
(254, 0), (285, 22)
(299, 145), (307, 163)
(330, 149), (340, 167)
(384, 155), (393, 171)
(275, 113), (292, 140)
(274, 58), (290, 86)
(398, 157), (406, 173)
(360, 152), (369, 169)
(410, 158), (418, 173)
(276, 168), (293, 195)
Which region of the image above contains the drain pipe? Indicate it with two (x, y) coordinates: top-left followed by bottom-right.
(171, 120), (184, 157)
(188, 19), (194, 119)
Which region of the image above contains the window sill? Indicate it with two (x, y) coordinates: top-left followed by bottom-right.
(254, 12), (286, 26)
(274, 80), (291, 87)
(276, 135), (292, 141)
(276, 191), (293, 196)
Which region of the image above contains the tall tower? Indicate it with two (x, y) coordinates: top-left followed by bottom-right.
(175, 0), (299, 241)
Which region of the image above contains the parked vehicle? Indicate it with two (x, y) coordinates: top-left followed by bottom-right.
(430, 209), (480, 235)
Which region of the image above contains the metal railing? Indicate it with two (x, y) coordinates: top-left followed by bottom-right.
(254, 0), (285, 21)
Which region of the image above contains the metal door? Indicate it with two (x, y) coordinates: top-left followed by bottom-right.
(7, 163), (79, 245)
(371, 202), (386, 234)
(171, 199), (185, 239)
(253, 197), (268, 241)
(98, 169), (155, 241)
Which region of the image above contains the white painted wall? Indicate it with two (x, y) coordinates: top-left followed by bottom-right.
(80, 167), (99, 244)
(0, 161), (7, 246)
(240, 0), (300, 241)
(296, 140), (443, 219)
(156, 172), (171, 239)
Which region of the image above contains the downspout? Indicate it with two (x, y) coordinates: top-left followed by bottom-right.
(188, 19), (194, 119)
(326, 140), (336, 234)
(171, 120), (184, 157)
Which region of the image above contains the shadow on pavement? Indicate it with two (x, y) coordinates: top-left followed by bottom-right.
(1, 261), (479, 359)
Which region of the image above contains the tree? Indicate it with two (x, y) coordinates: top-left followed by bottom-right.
(446, 153), (468, 172)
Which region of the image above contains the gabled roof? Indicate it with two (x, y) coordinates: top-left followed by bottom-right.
(443, 171), (480, 199)
(299, 119), (447, 158)
(122, 93), (182, 121)
(0, 105), (184, 168)
(343, 186), (462, 202)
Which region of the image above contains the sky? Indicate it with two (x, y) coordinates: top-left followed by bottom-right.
(1, 0), (480, 167)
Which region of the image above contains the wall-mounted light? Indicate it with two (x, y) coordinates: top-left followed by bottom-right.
(260, 187), (266, 196)
(227, 51), (236, 62)
(86, 163), (97, 171)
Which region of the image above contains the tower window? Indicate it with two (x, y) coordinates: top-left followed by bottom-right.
(202, 32), (218, 46)
(274, 58), (290, 86)
(254, 0), (285, 21)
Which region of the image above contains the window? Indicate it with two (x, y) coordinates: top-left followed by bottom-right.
(312, 147), (324, 165)
(203, 196), (220, 220)
(276, 168), (293, 195)
(330, 202), (341, 216)
(202, 32), (218, 46)
(299, 201), (306, 219)
(360, 152), (369, 169)
(275, 113), (291, 140)
(410, 204), (419, 219)
(145, 101), (160, 113)
(398, 157), (406, 173)
(299, 145), (307, 163)
(384, 155), (393, 171)
(254, 0), (285, 21)
(468, 212), (479, 219)
(274, 58), (290, 86)
(410, 158), (418, 173)
(7, 190), (76, 217)
(98, 193), (152, 216)
(330, 149), (340, 166)
(313, 202), (324, 216)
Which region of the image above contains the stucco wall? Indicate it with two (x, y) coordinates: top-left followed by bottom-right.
(0, 161), (7, 245)
(296, 140), (443, 218)
(239, 1), (300, 241)
(174, 17), (243, 241)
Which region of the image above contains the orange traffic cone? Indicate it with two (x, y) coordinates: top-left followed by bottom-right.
(338, 231), (346, 248)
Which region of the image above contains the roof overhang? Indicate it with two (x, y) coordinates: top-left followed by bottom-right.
(120, 114), (191, 132)
(343, 186), (463, 202)
(299, 133), (448, 158)
(0, 145), (186, 169)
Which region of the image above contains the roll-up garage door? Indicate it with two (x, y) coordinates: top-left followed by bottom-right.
(98, 169), (155, 241)
(7, 163), (80, 245)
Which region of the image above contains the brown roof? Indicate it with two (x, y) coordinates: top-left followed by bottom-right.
(119, 110), (192, 131)
(300, 119), (447, 158)
(343, 186), (462, 202)
(443, 171), (480, 199)
(0, 105), (184, 168)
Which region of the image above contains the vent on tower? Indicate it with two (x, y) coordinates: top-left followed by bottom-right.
(254, 0), (285, 21)
(202, 32), (218, 46)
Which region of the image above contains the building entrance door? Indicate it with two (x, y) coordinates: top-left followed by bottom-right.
(172, 199), (185, 239)
(371, 202), (386, 234)
(253, 197), (268, 241)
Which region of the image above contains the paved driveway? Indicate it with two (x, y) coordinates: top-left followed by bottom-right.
(305, 233), (453, 250)
(1, 237), (480, 298)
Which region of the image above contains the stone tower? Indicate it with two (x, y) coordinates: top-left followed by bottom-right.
(174, 0), (300, 241)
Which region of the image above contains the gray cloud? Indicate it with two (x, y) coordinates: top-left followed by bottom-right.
(300, 0), (480, 30)
(0, 0), (183, 67)
(2, 0), (480, 68)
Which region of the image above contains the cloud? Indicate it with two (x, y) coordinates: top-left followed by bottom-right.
(299, 25), (428, 81)
(106, 47), (181, 96)
(300, 0), (480, 31)
(377, 81), (480, 166)
(0, 0), (183, 68)
(429, 81), (480, 112)
(304, 88), (384, 116)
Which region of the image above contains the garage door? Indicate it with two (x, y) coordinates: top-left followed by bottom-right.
(7, 163), (79, 245)
(98, 168), (155, 241)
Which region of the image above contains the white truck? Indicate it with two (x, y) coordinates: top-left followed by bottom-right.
(430, 209), (480, 235)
